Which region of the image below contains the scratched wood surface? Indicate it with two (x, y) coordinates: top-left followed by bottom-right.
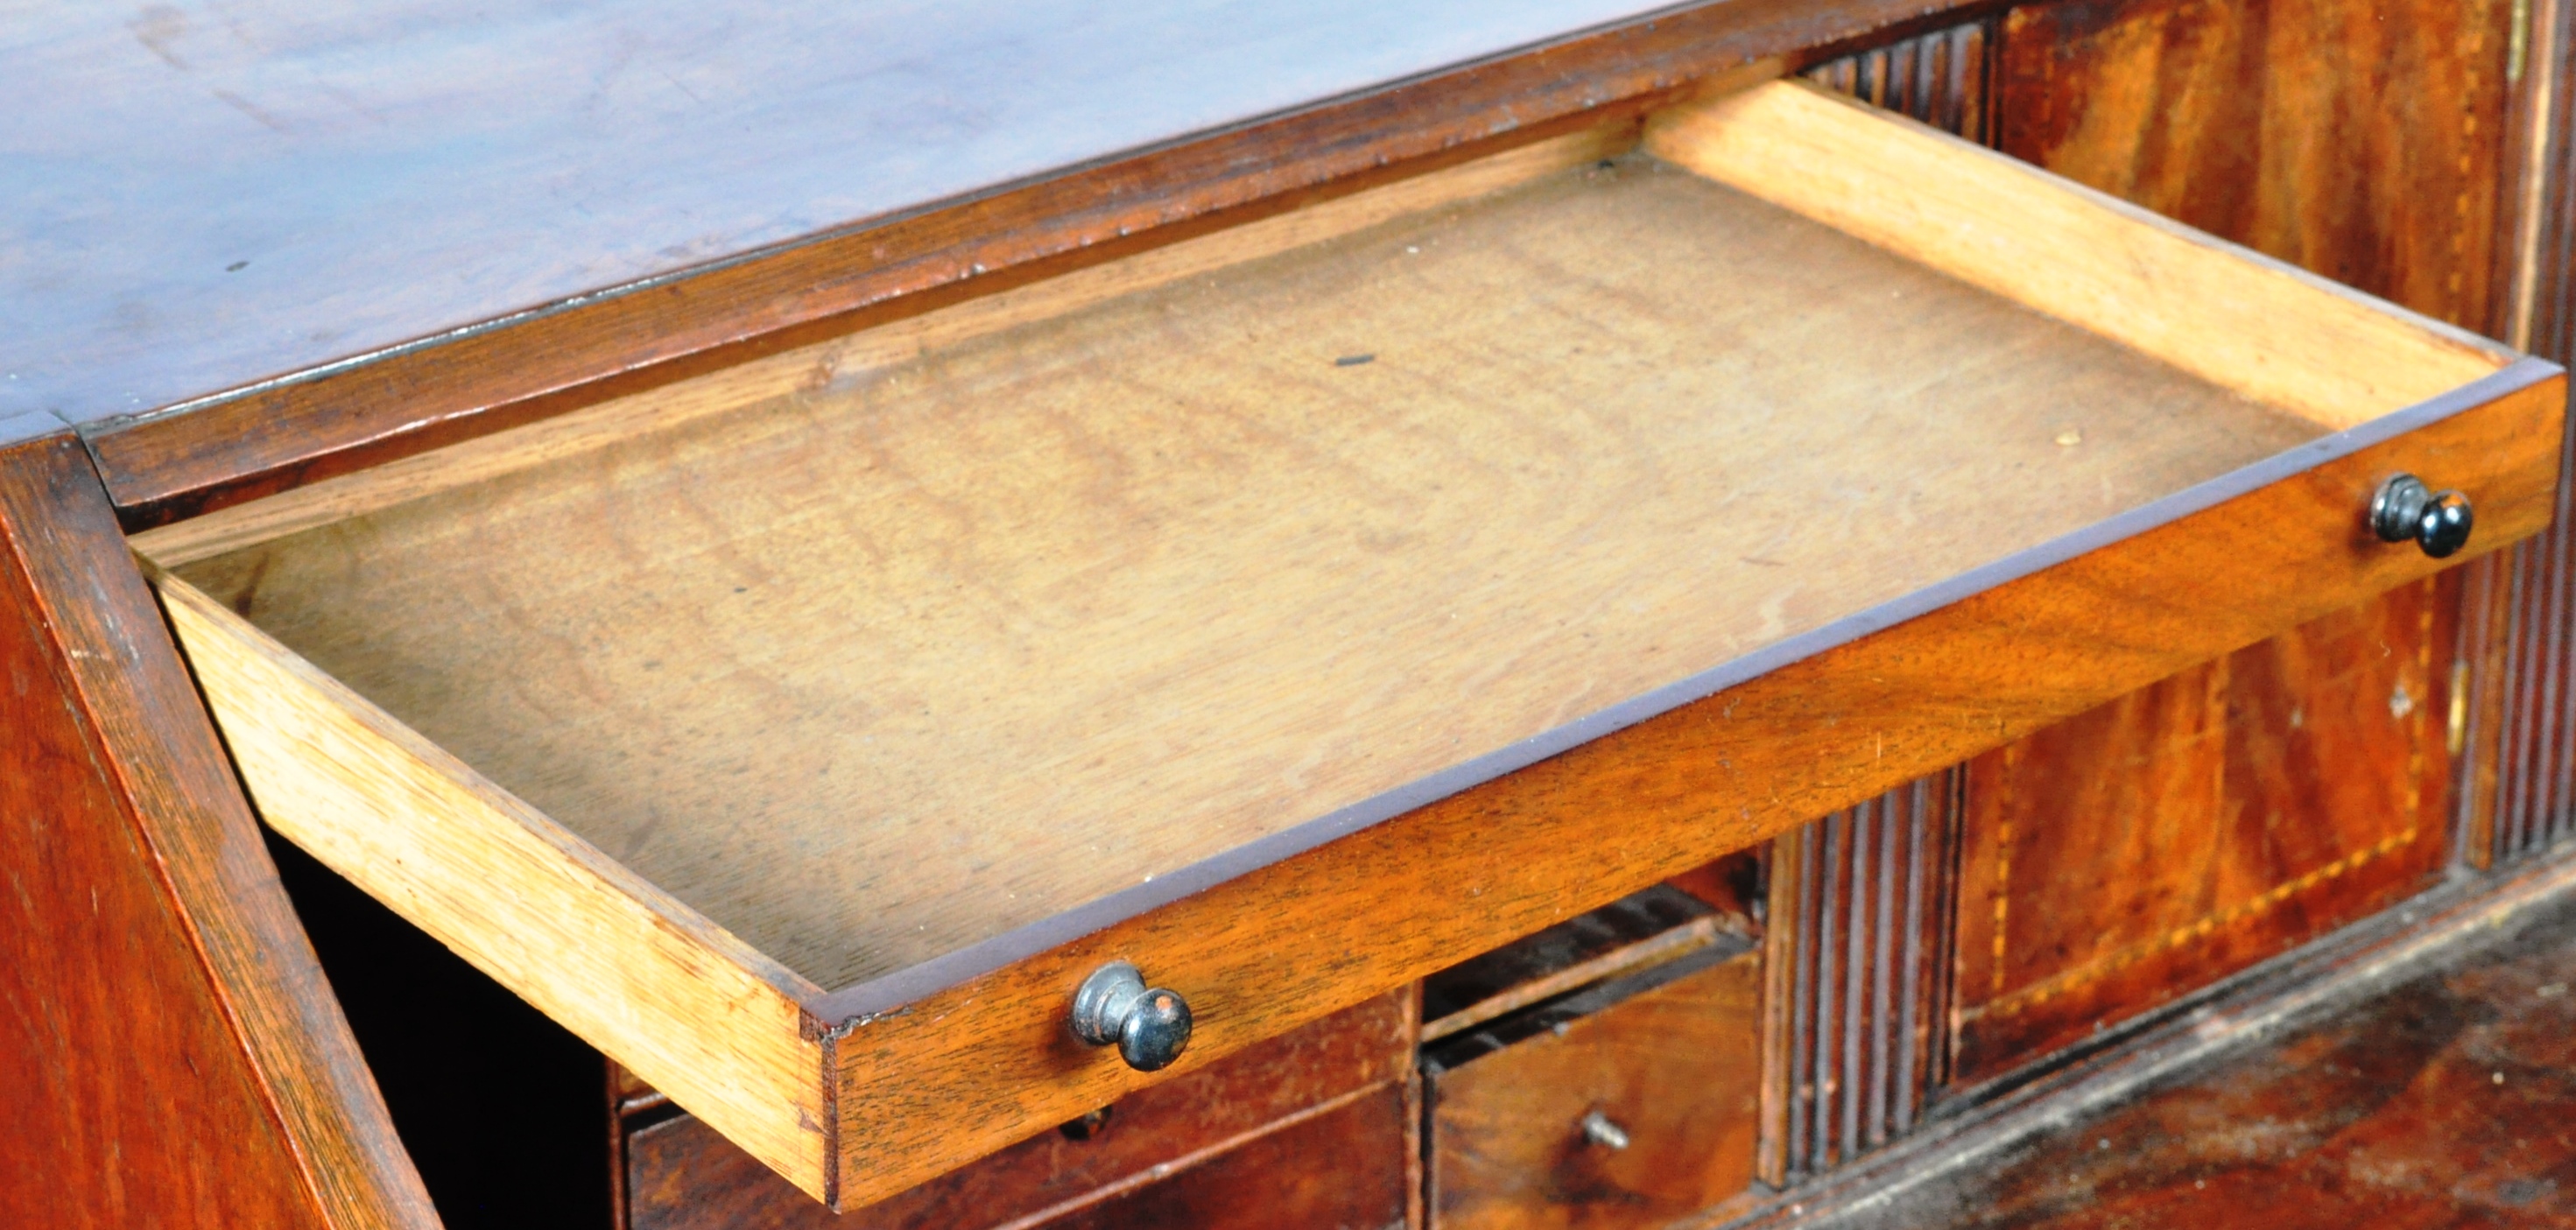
(1777, 863), (2576, 1230)
(165, 148), (2314, 992)
(2, 0), (1682, 431)
(39, 0), (1993, 524)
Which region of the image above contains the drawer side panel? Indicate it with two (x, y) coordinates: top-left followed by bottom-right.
(1646, 80), (2509, 430)
(157, 577), (834, 1202)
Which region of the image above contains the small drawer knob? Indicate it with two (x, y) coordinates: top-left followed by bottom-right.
(1580, 1109), (1632, 1150)
(1070, 961), (1193, 1072)
(2371, 474), (2474, 559)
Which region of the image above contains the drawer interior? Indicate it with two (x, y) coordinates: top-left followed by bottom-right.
(158, 124), (2369, 991)
(136, 80), (2537, 1206)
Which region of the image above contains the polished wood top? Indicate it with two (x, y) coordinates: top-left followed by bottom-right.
(2, 0), (1668, 431)
(7, 0), (1976, 524)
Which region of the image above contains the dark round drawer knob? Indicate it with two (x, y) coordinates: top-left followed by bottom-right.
(1070, 961), (1194, 1072)
(2371, 474), (2474, 559)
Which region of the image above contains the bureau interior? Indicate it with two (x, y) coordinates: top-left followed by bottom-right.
(144, 84), (2505, 995)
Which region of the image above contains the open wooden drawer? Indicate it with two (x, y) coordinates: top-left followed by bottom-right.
(135, 80), (2562, 1210)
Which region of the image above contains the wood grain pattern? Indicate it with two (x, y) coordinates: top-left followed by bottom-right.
(156, 360), (2563, 1208)
(1929, 0), (2525, 1091)
(0, 425), (436, 1229)
(160, 151), (2313, 993)
(145, 81), (2576, 1204)
(1950, 583), (2457, 1085)
(1750, 36), (1986, 1191)
(1643, 81), (2512, 431)
(1993, 0), (2530, 875)
(1425, 947), (1764, 1229)
(1756, 827), (1805, 1191)
(808, 367), (2559, 1209)
(267, 833), (614, 1226)
(1996, 0), (2516, 338)
(156, 575), (834, 1202)
(72, 0), (1981, 525)
(1032, 1084), (1414, 1230)
(626, 988), (1414, 1226)
(640, 1082), (1419, 1230)
(126, 123), (1638, 571)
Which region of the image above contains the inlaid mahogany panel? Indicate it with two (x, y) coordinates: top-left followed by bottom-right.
(1997, 0), (2515, 332)
(1948, 0), (2520, 1083)
(1951, 585), (2457, 1083)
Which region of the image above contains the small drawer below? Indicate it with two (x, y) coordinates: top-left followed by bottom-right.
(625, 988), (1413, 1227)
(1012, 1086), (1412, 1230)
(1425, 945), (1762, 1229)
(629, 1086), (1412, 1230)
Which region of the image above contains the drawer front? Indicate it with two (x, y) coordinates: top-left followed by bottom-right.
(1427, 949), (1763, 1229)
(1038, 1086), (1413, 1230)
(627, 989), (1413, 1227)
(631, 1087), (1413, 1230)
